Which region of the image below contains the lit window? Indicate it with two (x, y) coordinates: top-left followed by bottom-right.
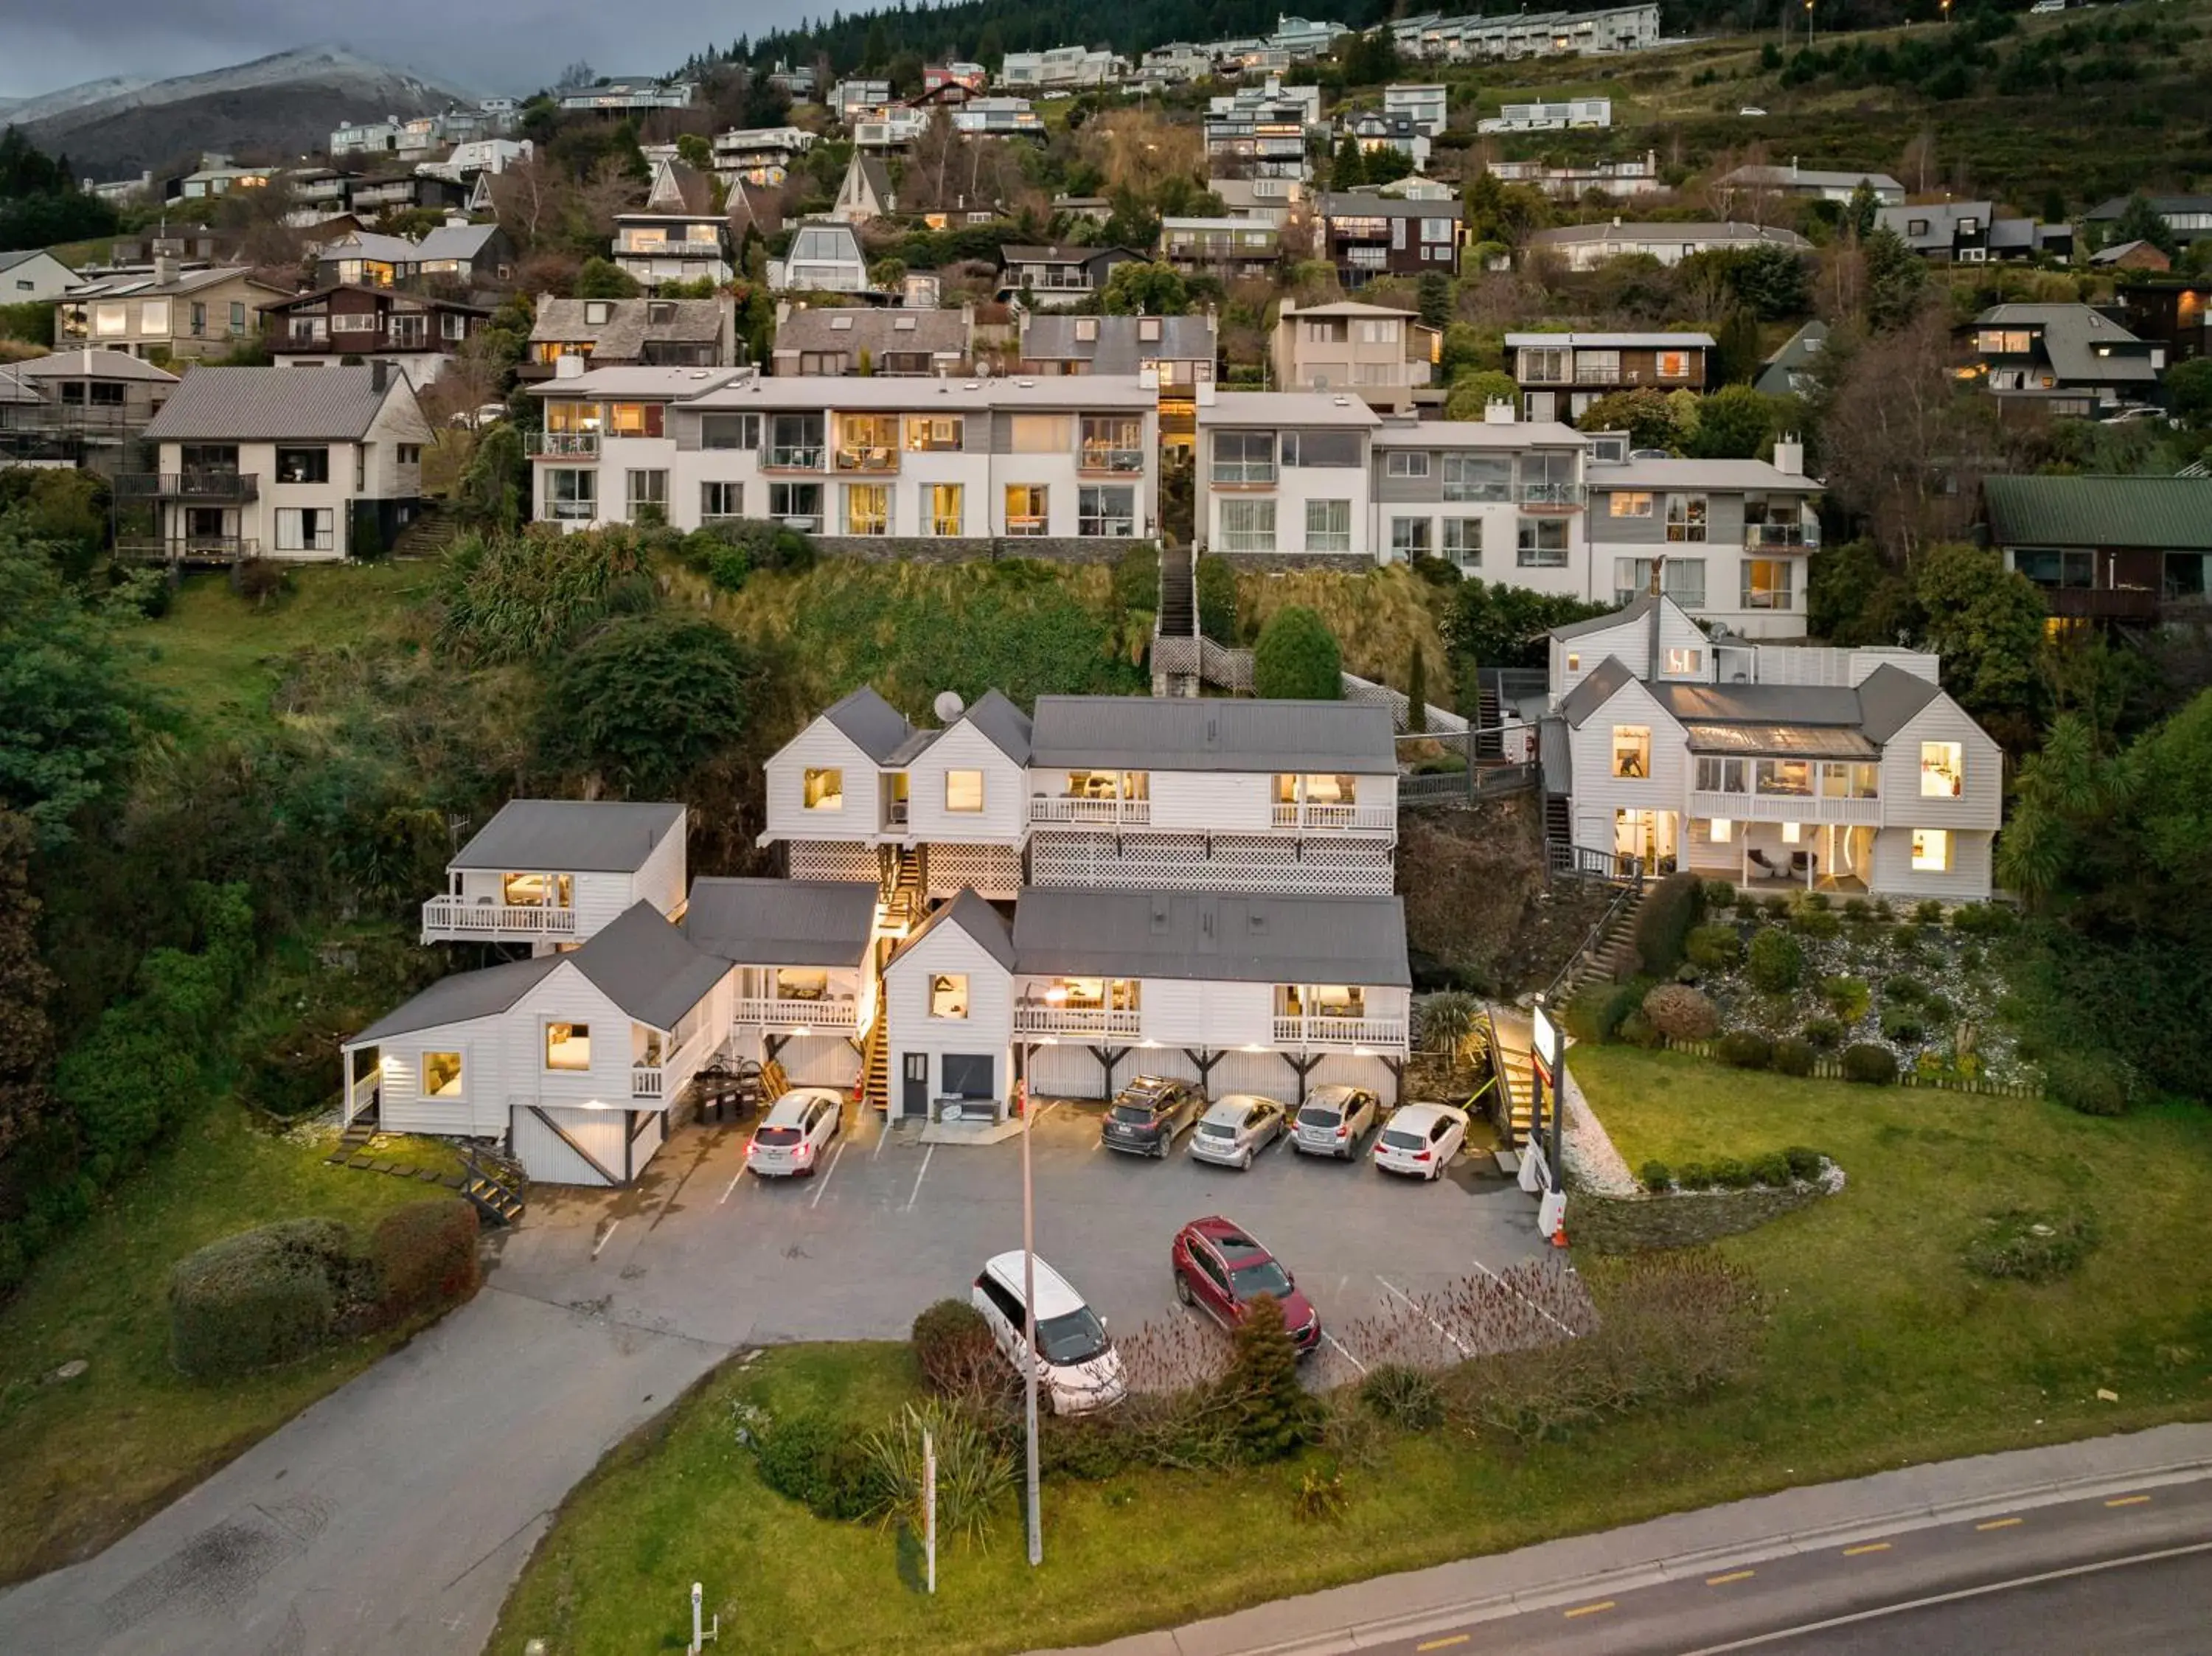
(1609, 490), (1652, 518)
(1565, 653), (1581, 672)
(422, 1051), (464, 1097)
(544, 1021), (591, 1071)
(844, 483), (890, 536)
(503, 872), (571, 908)
(804, 768), (844, 810)
(1920, 741), (1964, 799)
(1005, 484), (1048, 535)
(1781, 821), (1801, 844)
(1709, 818), (1732, 843)
(929, 483), (964, 536)
(1664, 647), (1702, 675)
(945, 769), (984, 813)
(1611, 726), (1651, 780)
(930, 973), (970, 1019)
(1911, 828), (1952, 872)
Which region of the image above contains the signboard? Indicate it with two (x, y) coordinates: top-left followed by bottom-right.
(1531, 1001), (1560, 1071)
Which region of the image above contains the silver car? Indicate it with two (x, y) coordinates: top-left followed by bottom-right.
(1187, 1093), (1287, 1170)
(1290, 1085), (1385, 1160)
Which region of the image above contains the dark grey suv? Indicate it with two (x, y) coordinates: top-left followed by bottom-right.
(1101, 1075), (1206, 1158)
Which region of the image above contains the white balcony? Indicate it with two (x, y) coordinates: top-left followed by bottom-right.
(731, 995), (862, 1032)
(1271, 1014), (1408, 1049)
(422, 897), (580, 942)
(528, 431), (600, 458)
(1014, 1003), (1144, 1037)
(1688, 791), (1883, 826)
(632, 1026), (717, 1101)
(1270, 802), (1395, 832)
(1029, 795), (1152, 826)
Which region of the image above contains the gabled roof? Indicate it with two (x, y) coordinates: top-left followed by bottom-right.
(414, 220), (504, 262)
(1018, 313), (1216, 374)
(1011, 888), (1410, 987)
(142, 364), (407, 442)
(349, 954), (560, 1045)
(1557, 655), (1638, 727)
(647, 158), (715, 215)
(1551, 592), (1653, 641)
(448, 799), (688, 873)
(1719, 163), (1902, 193)
(1854, 665), (1946, 743)
(1972, 303), (2157, 382)
(1504, 330), (1717, 349)
(529, 296), (729, 354)
(320, 232), (420, 263)
(0, 248), (75, 276)
(855, 153), (895, 206)
(1756, 318), (1828, 394)
(1318, 191), (1460, 219)
(1983, 474), (2212, 552)
(820, 686), (915, 763)
(773, 305), (967, 360)
(257, 282), (489, 316)
(681, 877), (879, 967)
(1029, 695), (1394, 773)
(955, 689), (1034, 764)
(1526, 222), (1811, 251)
(890, 888), (1016, 972)
(2086, 193), (2212, 220)
(566, 900), (732, 1029)
(13, 349), (177, 384)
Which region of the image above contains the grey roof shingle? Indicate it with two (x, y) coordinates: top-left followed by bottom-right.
(772, 305), (968, 361)
(1550, 593), (1654, 642)
(14, 349), (178, 384)
(449, 800), (687, 873)
(957, 689), (1034, 764)
(1318, 190), (1462, 219)
(1972, 304), (2160, 384)
(1854, 665), (1945, 743)
(349, 955), (560, 1044)
(1983, 474), (2212, 552)
(1755, 318), (1828, 396)
(681, 878), (880, 967)
(1028, 696), (1396, 773)
(1012, 888), (1410, 987)
(566, 900), (733, 1029)
(1557, 656), (1636, 727)
(414, 221), (502, 262)
(891, 888), (1016, 972)
(1019, 313), (1215, 375)
(142, 364), (408, 442)
(529, 296), (729, 359)
(821, 686), (915, 763)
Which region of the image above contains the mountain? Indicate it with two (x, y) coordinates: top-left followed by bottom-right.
(0, 76), (158, 129)
(17, 46), (474, 181)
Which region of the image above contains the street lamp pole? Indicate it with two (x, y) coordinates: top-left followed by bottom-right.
(1020, 985), (1065, 1570)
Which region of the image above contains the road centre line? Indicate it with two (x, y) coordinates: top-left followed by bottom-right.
(590, 1220), (619, 1260)
(1706, 1570), (1755, 1586)
(1468, 1254), (1582, 1339)
(1562, 1600), (1615, 1618)
(1377, 1275), (1472, 1358)
(904, 1144), (933, 1211)
(808, 1141), (846, 1208)
(2104, 1494), (2152, 1507)
(1414, 1637), (1470, 1652)
(1976, 1517), (2023, 1531)
(1841, 1542), (1892, 1556)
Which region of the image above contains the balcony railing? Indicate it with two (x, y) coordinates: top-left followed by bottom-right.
(528, 431), (600, 457)
(1688, 791), (1883, 826)
(114, 535), (261, 562)
(1079, 445), (1145, 473)
(767, 445), (826, 470)
(632, 1026), (717, 1101)
(1271, 1014), (1408, 1049)
(421, 897), (581, 941)
(832, 447), (899, 473)
(620, 240), (727, 258)
(1269, 802), (1396, 832)
(1745, 523), (1818, 550)
(1029, 795), (1152, 825)
(114, 470), (260, 502)
(1211, 462), (1277, 486)
(731, 995), (860, 1031)
(1014, 1003), (1144, 1037)
(1518, 482), (1585, 507)
(2039, 585), (2163, 620)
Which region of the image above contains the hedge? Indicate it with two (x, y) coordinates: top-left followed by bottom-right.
(1632, 870), (1704, 977)
(370, 1199), (481, 1324)
(1686, 922), (1743, 970)
(1746, 928), (1804, 992)
(1717, 1030), (1773, 1070)
(1840, 1043), (1899, 1085)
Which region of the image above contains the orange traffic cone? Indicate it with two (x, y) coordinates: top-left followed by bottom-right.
(1550, 1222), (1570, 1249)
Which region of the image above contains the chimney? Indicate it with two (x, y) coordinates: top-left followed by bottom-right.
(1773, 431), (1805, 476)
(370, 359), (391, 393)
(554, 352), (587, 379)
(445, 213), (469, 228)
(1483, 397), (1515, 424)
(152, 252), (178, 287)
(1790, 155), (1800, 179)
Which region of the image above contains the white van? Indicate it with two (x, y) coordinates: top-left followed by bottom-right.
(970, 1251), (1128, 1415)
(2029, 0), (2065, 13)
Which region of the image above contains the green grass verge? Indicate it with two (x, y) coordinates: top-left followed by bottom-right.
(489, 1051), (2212, 1655)
(0, 1104), (448, 1583)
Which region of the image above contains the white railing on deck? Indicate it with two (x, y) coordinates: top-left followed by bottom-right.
(632, 1026), (717, 1100)
(731, 995), (861, 1031)
(1014, 1003), (1144, 1037)
(1029, 796), (1152, 825)
(1269, 802), (1397, 832)
(422, 897), (580, 938)
(1271, 1015), (1408, 1049)
(1688, 792), (1883, 826)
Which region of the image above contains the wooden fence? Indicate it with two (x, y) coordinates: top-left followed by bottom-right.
(1657, 1036), (2047, 1099)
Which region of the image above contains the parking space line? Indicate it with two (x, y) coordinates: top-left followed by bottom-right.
(904, 1145), (933, 1211)
(1469, 1255), (1582, 1339)
(1377, 1275), (1471, 1358)
(590, 1220), (619, 1260)
(1321, 1331), (1368, 1375)
(871, 1114), (889, 1160)
(808, 1141), (846, 1209)
(720, 1167), (748, 1205)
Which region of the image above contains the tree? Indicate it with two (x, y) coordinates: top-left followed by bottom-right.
(675, 133), (714, 172)
(975, 21), (1005, 71)
(1443, 369), (1519, 422)
(1099, 260), (1189, 316)
(1342, 29), (1400, 86)
(1405, 644), (1429, 734)
(1914, 542), (2048, 737)
(454, 423), (528, 533)
(1577, 386), (1680, 450)
(1416, 269), (1453, 331)
(1714, 307), (1763, 386)
(1195, 553), (1239, 641)
(1994, 711), (2122, 907)
(1862, 226), (1928, 331)
(2108, 192), (2180, 260)
(1361, 145), (1413, 187)
(863, 18), (891, 69)
(0, 810), (54, 1165)
(1807, 539), (1919, 646)
(1442, 580), (1610, 673)
(1845, 177), (1879, 241)
(1331, 133), (1365, 189)
(574, 257), (641, 299)
(1222, 1295), (1318, 1461)
(2166, 358), (2212, 431)
(1253, 606), (1343, 700)
(1684, 384), (1776, 459)
(543, 615), (758, 796)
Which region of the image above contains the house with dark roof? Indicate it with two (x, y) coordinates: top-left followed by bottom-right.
(1521, 220), (1810, 272)
(2113, 279), (2212, 365)
(1982, 473), (2212, 624)
(1714, 161), (1903, 206)
(260, 284), (492, 386)
(523, 294), (739, 380)
(125, 363), (431, 563)
(54, 260), (294, 362)
(832, 152), (897, 225)
(0, 349), (176, 463)
(1874, 201), (2070, 263)
(2084, 194), (2212, 246)
(1507, 330), (1714, 421)
(1316, 189), (1462, 285)
(1755, 319), (1828, 398)
(997, 243), (1146, 309)
(1018, 310), (1218, 445)
(613, 157), (734, 290)
(422, 799), (691, 945)
(771, 301), (970, 376)
(1540, 593), (2001, 898)
(1963, 304), (2165, 418)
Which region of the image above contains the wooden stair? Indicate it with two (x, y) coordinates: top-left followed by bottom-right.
(858, 1014), (889, 1112)
(1158, 543), (1197, 637)
(1475, 686), (1504, 760)
(1486, 1016), (1538, 1147)
(459, 1153), (526, 1228)
(1552, 885), (1649, 1003)
(1543, 794), (1572, 845)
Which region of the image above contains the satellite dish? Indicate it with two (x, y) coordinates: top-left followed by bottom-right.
(933, 691), (966, 723)
(973, 359), (992, 377)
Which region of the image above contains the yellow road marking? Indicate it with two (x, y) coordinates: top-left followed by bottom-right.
(1843, 1542), (1893, 1556)
(1707, 1570), (1756, 1586)
(1977, 1517), (2023, 1531)
(1563, 1601), (1616, 1618)
(2106, 1495), (2152, 1508)
(1415, 1638), (1471, 1652)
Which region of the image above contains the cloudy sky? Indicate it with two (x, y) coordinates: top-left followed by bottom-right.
(0, 6), (790, 101)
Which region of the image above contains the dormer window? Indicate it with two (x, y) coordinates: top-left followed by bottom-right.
(585, 301), (612, 325)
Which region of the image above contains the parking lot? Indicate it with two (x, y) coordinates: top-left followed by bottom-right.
(487, 1099), (1558, 1378)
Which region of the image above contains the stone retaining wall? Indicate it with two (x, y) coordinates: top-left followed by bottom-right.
(1569, 1180), (1824, 1254)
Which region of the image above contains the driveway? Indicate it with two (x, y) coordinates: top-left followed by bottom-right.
(0, 1104), (1548, 1655)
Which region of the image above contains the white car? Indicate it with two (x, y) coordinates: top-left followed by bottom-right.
(745, 1087), (844, 1177)
(970, 1251), (1127, 1415)
(1189, 1093), (1287, 1169)
(1373, 1102), (1469, 1180)
(1290, 1084), (1384, 1160)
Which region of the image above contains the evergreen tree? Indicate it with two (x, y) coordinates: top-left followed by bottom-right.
(1416, 269), (1453, 332)
(0, 810), (55, 1166)
(1862, 226), (1928, 331)
(1222, 1295), (1317, 1461)
(1253, 606), (1343, 700)
(2109, 192), (2179, 259)
(1845, 177), (1879, 241)
(864, 18), (891, 69)
(1331, 133), (1365, 189)
(1405, 645), (1428, 734)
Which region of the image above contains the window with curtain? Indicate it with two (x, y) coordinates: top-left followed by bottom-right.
(1304, 498), (1351, 552)
(804, 768), (843, 810)
(1219, 497), (1276, 552)
(945, 770), (984, 813)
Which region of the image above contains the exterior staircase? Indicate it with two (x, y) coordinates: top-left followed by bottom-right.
(1152, 544), (1200, 697)
(389, 501), (456, 561)
(858, 1013), (889, 1112)
(1543, 794), (1572, 846)
(1483, 1007), (1539, 1147)
(459, 1152), (526, 1228)
(879, 846), (923, 935)
(1549, 883), (1649, 1004)
(1475, 685), (1504, 760)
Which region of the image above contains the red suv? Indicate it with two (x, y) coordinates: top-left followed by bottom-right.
(1169, 1217), (1321, 1355)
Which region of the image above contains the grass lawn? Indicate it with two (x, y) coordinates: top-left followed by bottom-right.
(125, 563), (432, 745)
(0, 1104), (450, 1584)
(489, 1051), (2212, 1656)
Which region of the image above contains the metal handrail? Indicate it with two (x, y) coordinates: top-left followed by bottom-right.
(1542, 877), (1641, 1007)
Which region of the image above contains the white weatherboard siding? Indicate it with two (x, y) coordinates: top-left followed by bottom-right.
(731, 1029), (862, 1088)
(362, 389), (430, 498)
(371, 1012), (512, 1138)
(512, 1104), (637, 1186)
(635, 821), (690, 917)
(765, 721), (886, 843)
(1147, 771), (1276, 833)
(884, 921), (1014, 1118)
(1867, 827), (1994, 901)
(1550, 604), (1708, 691)
(1567, 680), (1686, 850)
(1030, 1043), (1397, 1103)
(1135, 978), (1274, 1047)
(507, 963), (671, 1109)
(905, 722), (1026, 845)
(1878, 700), (2004, 838)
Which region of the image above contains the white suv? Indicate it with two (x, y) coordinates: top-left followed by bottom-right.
(970, 1251), (1127, 1415)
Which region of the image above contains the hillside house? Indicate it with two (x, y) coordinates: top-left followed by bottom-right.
(613, 159), (734, 289)
(1318, 192), (1461, 285)
(528, 361), (754, 525)
(773, 220), (872, 293)
(1270, 300), (1439, 412)
(1018, 311), (1217, 448)
(1982, 473), (2212, 623)
(260, 285), (490, 386)
(1383, 83), (1448, 136)
(0, 349), (175, 465)
(523, 296), (739, 380)
(1477, 98), (1612, 134)
(1964, 304), (2164, 417)
(2084, 193), (2212, 246)
(1159, 218), (1283, 283)
(1487, 152), (1664, 200)
(1523, 220), (1810, 272)
(1875, 201), (2072, 263)
(1397, 5), (1660, 60)
(1509, 330), (1715, 421)
(1714, 161), (1903, 206)
(1755, 319), (1828, 398)
(2113, 280), (2212, 364)
(998, 244), (1146, 308)
(0, 248), (82, 303)
(712, 125), (815, 187)
(833, 153), (898, 224)
(55, 261), (292, 362)
(771, 303), (970, 376)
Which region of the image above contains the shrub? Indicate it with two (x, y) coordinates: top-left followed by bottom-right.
(168, 1218), (370, 1379)
(1921, 992), (1955, 1028)
(1194, 552), (1239, 640)
(1717, 1030), (1773, 1069)
(1840, 1043), (1899, 1085)
(1632, 870), (1704, 976)
(1710, 1156), (1753, 1189)
(1750, 1151), (1794, 1187)
(1772, 1037), (1816, 1077)
(1879, 1006), (1926, 1045)
(911, 1298), (1009, 1402)
(1642, 983), (1719, 1041)
(1789, 902), (1840, 939)
(1039, 1413), (1136, 1481)
(1359, 1363), (1444, 1430)
(1640, 1160), (1674, 1191)
(1885, 975), (1927, 1003)
(1223, 1295), (1321, 1461)
(1842, 897), (1872, 922)
(1964, 1209), (2097, 1284)
(1252, 605), (1343, 700)
(1950, 901), (2018, 936)
(1291, 1464), (1349, 1523)
(757, 1411), (886, 1520)
(1616, 1009), (1661, 1048)
(1746, 929), (1804, 992)
(1733, 891), (1760, 918)
(1686, 922), (1743, 970)
(1674, 1161), (1712, 1190)
(2045, 1051), (2126, 1116)
(1820, 975), (1871, 1023)
(231, 557), (292, 607)
(1802, 1015), (1843, 1049)
(1585, 978), (1648, 1043)
(1703, 880), (1736, 910)
(1783, 1145), (1826, 1180)
(1913, 900), (1945, 925)
(1872, 897), (1896, 920)
(368, 1199), (480, 1326)
(1893, 923), (1927, 955)
(1760, 894), (1791, 919)
(862, 1399), (1012, 1542)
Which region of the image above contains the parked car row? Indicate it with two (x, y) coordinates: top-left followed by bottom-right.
(1100, 1075), (1468, 1181)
